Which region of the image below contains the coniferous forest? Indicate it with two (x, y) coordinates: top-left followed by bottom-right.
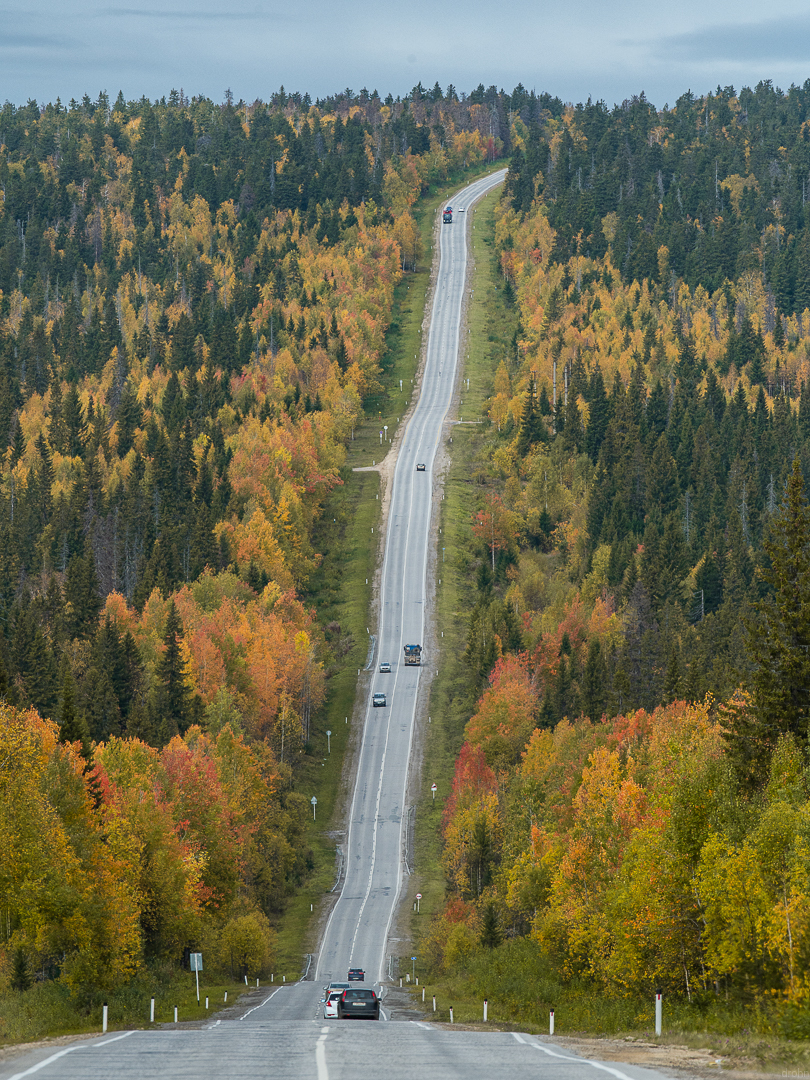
(10, 73), (810, 1034)
(429, 81), (810, 1028)
(0, 82), (510, 1002)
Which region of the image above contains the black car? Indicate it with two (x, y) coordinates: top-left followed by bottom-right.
(372, 693), (386, 707)
(348, 968), (365, 980)
(338, 988), (379, 1019)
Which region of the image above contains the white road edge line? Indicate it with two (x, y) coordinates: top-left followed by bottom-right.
(512, 1033), (527, 1043)
(528, 1039), (638, 1080)
(7, 1031), (137, 1080)
(239, 986), (283, 1019)
(316, 1031), (329, 1080)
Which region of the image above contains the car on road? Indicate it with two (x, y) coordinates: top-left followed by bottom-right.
(442, 206), (452, 223)
(379, 661), (391, 673)
(416, 463), (426, 471)
(348, 968), (365, 980)
(372, 693), (386, 707)
(338, 988), (380, 1019)
(322, 990), (343, 1018)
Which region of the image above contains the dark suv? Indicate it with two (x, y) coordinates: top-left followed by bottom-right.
(338, 988), (380, 1019)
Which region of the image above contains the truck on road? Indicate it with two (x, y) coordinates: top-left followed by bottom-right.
(404, 644), (422, 665)
(442, 207), (452, 223)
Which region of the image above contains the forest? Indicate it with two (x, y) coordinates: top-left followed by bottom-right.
(429, 79), (810, 1027)
(0, 81), (515, 1000)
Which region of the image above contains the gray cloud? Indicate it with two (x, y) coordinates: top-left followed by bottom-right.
(651, 13), (810, 65)
(103, 7), (271, 19)
(1, 0), (810, 111)
(0, 32), (72, 48)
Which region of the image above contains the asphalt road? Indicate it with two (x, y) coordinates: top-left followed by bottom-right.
(313, 168), (508, 997)
(1, 1019), (682, 1080)
(0, 171), (682, 1080)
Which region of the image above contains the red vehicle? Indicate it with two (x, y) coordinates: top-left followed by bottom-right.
(442, 206), (452, 223)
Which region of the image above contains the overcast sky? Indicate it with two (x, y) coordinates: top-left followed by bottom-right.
(3, 0), (810, 110)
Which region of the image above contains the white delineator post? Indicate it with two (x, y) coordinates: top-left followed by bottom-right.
(483, 999), (488, 1022)
(433, 995), (436, 1012)
(449, 1006), (454, 1024)
(655, 990), (662, 1036)
(550, 1008), (555, 1035)
(150, 996), (155, 1023)
(102, 1003), (108, 1034)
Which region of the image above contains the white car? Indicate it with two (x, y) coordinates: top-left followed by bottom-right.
(323, 990), (343, 1018)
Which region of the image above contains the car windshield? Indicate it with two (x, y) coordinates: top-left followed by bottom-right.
(345, 989), (374, 999)
(329, 992), (341, 1000)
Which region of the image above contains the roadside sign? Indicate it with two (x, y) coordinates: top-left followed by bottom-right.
(415, 893), (422, 900)
(190, 952), (203, 1003)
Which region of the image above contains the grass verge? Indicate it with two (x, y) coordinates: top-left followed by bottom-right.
(0, 972), (251, 1045)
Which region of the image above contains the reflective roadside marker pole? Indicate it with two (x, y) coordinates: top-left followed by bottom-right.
(150, 996), (155, 1023)
(550, 1008), (555, 1035)
(102, 1003), (108, 1034)
(450, 1006), (454, 1023)
(433, 995), (437, 1013)
(483, 999), (488, 1022)
(655, 989), (662, 1036)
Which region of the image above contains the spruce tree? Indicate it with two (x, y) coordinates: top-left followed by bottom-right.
(10, 947), (31, 992)
(728, 459), (810, 785)
(480, 903), (503, 948)
(155, 600), (191, 743)
(58, 662), (92, 763)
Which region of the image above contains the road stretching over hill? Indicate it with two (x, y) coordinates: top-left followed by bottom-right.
(0, 170), (676, 1080)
